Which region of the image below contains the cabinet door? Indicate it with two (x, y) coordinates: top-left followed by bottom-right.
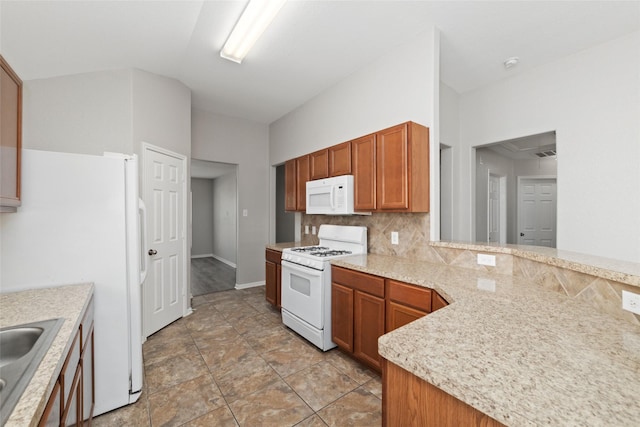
(276, 263), (282, 308)
(310, 149), (329, 180)
(331, 282), (354, 352)
(376, 123), (409, 210)
(354, 291), (384, 371)
(351, 134), (376, 211)
(386, 301), (427, 332)
(39, 381), (61, 427)
(0, 55), (22, 210)
(295, 155), (310, 211)
(284, 159), (297, 211)
(81, 329), (94, 425)
(329, 141), (351, 176)
(265, 261), (277, 306)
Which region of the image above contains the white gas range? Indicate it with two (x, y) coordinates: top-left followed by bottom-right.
(281, 224), (367, 351)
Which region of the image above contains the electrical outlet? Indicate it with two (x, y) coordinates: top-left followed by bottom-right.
(242, 209), (248, 217)
(312, 226), (317, 235)
(391, 231), (399, 245)
(622, 290), (640, 315)
(477, 253), (496, 266)
(304, 225), (309, 235)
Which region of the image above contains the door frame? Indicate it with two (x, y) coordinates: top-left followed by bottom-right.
(140, 142), (191, 339)
(516, 175), (557, 246)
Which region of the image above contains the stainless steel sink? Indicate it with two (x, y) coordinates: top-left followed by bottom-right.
(0, 318), (64, 425)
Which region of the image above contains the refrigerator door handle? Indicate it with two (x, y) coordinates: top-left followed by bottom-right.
(139, 197), (148, 285)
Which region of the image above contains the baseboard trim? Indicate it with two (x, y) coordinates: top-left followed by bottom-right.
(235, 281), (265, 290)
(191, 253), (213, 259)
(212, 254), (237, 269)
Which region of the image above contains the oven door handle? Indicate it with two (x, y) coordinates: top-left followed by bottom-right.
(281, 260), (324, 277)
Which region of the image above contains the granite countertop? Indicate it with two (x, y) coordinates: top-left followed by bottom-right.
(0, 283), (94, 427)
(433, 240), (640, 287)
(332, 254), (640, 426)
(266, 241), (300, 252)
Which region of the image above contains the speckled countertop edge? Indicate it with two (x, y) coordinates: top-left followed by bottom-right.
(0, 283), (94, 427)
(431, 240), (640, 287)
(332, 254), (640, 426)
(266, 242), (300, 252)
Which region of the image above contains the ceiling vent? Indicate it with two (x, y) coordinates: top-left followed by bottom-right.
(534, 150), (556, 158)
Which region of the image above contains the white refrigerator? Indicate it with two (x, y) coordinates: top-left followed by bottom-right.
(0, 149), (144, 416)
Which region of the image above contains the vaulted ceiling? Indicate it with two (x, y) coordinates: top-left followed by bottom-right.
(2, 1), (639, 124)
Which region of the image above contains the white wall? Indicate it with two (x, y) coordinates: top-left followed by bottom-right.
(22, 69), (133, 155)
(191, 178), (213, 256)
(455, 31), (640, 262)
(212, 172), (237, 265)
(191, 109), (269, 285)
(270, 28), (438, 165)
(439, 82), (460, 241)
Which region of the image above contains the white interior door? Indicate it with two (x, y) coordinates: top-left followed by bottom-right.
(488, 174), (501, 243)
(142, 144), (187, 337)
(517, 177), (557, 247)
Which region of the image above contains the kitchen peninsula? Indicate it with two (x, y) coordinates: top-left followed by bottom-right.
(331, 243), (640, 426)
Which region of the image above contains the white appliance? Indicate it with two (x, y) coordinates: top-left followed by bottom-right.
(281, 224), (367, 350)
(0, 149), (144, 416)
(306, 175), (358, 215)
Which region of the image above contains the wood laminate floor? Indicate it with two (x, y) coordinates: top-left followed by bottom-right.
(93, 286), (382, 427)
(191, 257), (236, 296)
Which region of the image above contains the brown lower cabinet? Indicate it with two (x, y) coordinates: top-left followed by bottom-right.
(265, 249), (282, 308)
(39, 297), (94, 427)
(383, 359), (505, 427)
(331, 266), (449, 373)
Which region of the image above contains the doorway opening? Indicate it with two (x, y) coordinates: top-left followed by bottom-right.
(275, 163), (295, 243)
(190, 159), (238, 296)
(475, 131), (557, 247)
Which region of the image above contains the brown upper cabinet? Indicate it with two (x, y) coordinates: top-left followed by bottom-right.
(1, 55), (22, 212)
(351, 133), (376, 211)
(376, 122), (429, 212)
(295, 155), (310, 211)
(283, 121), (429, 213)
(309, 149), (329, 180)
(284, 159), (297, 211)
(329, 141), (351, 176)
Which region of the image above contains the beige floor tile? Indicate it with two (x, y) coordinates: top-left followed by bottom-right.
(145, 351), (210, 395)
(182, 306), (227, 332)
(317, 388), (381, 427)
(148, 374), (225, 427)
(285, 361), (359, 411)
(262, 339), (326, 377)
(199, 335), (256, 374)
(229, 379), (313, 426)
(295, 414), (329, 427)
(190, 323), (241, 350)
(181, 405), (239, 427)
(92, 393), (150, 427)
(325, 350), (377, 384)
(143, 340), (199, 367)
(213, 353), (281, 403)
(360, 375), (383, 399)
(227, 312), (271, 335)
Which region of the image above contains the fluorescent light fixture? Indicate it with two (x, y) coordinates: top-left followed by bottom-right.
(220, 0), (287, 64)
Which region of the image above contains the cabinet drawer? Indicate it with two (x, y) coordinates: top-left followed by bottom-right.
(266, 249), (281, 264)
(332, 266), (384, 298)
(386, 280), (431, 312)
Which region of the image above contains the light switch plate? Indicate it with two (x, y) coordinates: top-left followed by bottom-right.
(622, 290), (640, 315)
(304, 225), (309, 234)
(477, 253), (496, 266)
(242, 209), (248, 217)
(391, 231), (399, 245)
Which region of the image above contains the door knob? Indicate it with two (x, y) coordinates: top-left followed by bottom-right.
(148, 249), (158, 256)
(520, 232), (525, 237)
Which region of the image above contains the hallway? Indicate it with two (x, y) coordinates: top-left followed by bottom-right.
(93, 286), (381, 426)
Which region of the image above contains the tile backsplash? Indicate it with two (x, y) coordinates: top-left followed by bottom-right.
(301, 212), (444, 262)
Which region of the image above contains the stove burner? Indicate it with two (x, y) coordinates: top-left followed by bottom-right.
(310, 249), (353, 257)
(291, 246), (329, 253)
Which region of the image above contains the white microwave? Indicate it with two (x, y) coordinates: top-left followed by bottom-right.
(306, 175), (359, 215)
